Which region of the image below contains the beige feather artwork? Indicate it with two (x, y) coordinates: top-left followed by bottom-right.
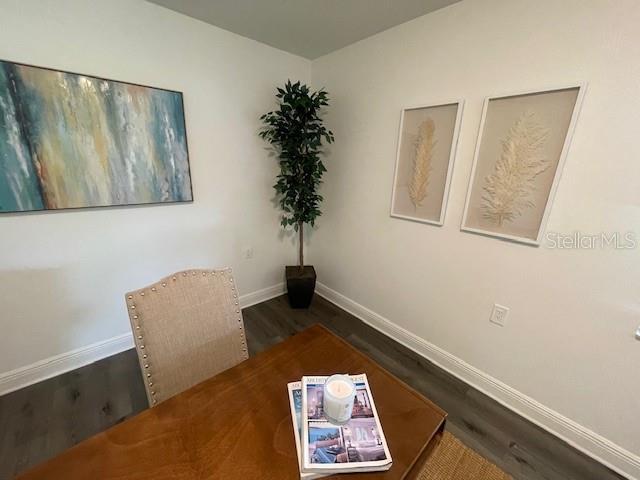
(481, 112), (550, 226)
(408, 118), (437, 209)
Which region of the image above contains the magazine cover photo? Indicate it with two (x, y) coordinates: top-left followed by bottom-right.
(307, 418), (386, 464)
(304, 376), (389, 466)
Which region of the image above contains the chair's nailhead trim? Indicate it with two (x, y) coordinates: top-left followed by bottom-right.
(131, 268), (243, 407)
(139, 322), (155, 402)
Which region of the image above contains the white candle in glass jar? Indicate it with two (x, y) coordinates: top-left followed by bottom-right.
(323, 374), (355, 424)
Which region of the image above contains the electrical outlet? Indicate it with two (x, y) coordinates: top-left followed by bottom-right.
(490, 304), (509, 327)
(243, 247), (254, 260)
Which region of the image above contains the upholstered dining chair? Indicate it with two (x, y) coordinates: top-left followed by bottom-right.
(125, 268), (248, 406)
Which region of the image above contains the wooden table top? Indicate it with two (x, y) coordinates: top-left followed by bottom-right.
(17, 324), (446, 480)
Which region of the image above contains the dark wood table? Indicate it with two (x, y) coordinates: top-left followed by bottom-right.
(17, 324), (446, 479)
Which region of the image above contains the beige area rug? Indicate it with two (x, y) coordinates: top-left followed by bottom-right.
(419, 432), (512, 480)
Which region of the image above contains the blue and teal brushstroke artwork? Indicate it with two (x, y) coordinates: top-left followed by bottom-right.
(0, 60), (192, 213)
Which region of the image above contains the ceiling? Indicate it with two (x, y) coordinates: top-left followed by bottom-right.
(147, 0), (461, 59)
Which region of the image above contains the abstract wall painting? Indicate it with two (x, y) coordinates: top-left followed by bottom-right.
(390, 101), (463, 225)
(461, 85), (585, 245)
(0, 59), (192, 214)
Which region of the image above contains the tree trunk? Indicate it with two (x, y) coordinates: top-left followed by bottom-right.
(298, 221), (304, 273)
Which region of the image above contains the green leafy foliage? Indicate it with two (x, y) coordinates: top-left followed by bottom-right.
(259, 80), (334, 231)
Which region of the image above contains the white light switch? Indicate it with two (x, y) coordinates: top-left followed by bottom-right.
(490, 304), (509, 327)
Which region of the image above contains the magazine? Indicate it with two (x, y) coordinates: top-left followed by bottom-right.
(287, 382), (328, 480)
(301, 374), (392, 474)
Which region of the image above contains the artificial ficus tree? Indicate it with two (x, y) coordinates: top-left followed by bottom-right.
(259, 81), (334, 272)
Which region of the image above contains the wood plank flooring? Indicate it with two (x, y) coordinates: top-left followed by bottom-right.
(0, 348), (147, 478)
(0, 294), (626, 479)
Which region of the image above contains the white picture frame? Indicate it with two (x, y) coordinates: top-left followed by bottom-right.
(390, 100), (464, 226)
(461, 84), (586, 245)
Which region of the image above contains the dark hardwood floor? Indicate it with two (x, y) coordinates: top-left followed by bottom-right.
(0, 348), (147, 478)
(0, 294), (626, 479)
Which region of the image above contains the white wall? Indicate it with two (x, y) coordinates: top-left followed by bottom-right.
(310, 0), (640, 474)
(0, 0), (309, 378)
(1, 0), (639, 475)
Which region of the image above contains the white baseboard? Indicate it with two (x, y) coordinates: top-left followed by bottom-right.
(0, 282), (286, 397)
(239, 282), (285, 309)
(0, 333), (135, 397)
(316, 282), (639, 480)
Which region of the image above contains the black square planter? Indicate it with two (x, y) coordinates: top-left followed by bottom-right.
(286, 265), (316, 309)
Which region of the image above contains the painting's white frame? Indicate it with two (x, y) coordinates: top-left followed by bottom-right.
(460, 84), (587, 246)
(390, 99), (464, 226)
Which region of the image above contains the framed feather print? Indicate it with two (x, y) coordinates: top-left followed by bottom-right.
(390, 100), (463, 226)
(461, 85), (586, 245)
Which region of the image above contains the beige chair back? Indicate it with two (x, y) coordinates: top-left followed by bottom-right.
(125, 268), (248, 406)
